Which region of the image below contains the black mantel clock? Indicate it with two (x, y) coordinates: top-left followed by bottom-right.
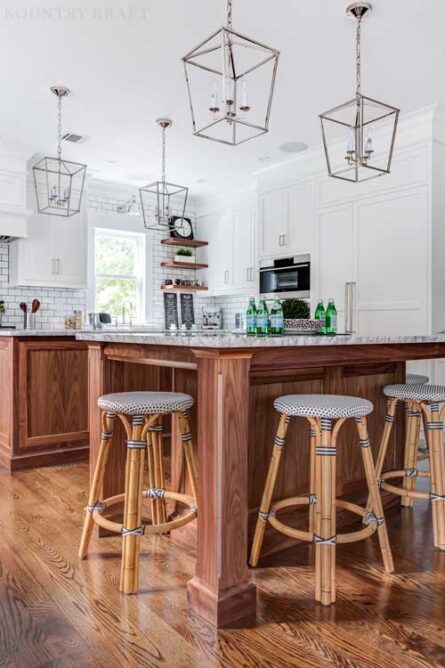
(168, 215), (194, 240)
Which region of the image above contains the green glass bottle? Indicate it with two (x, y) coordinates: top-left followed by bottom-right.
(246, 297), (257, 336)
(314, 299), (326, 335)
(325, 299), (338, 335)
(256, 299), (269, 336)
(269, 299), (284, 335)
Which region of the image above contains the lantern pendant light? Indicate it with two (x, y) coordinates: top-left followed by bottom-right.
(33, 86), (87, 216)
(182, 0), (280, 146)
(319, 3), (399, 183)
(139, 119), (188, 232)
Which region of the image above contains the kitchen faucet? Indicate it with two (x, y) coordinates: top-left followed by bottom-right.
(122, 300), (133, 327)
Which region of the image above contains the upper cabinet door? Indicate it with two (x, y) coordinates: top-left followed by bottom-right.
(354, 186), (428, 332)
(259, 189), (288, 258)
(9, 216), (54, 286)
(287, 181), (313, 255)
(317, 202), (355, 306)
(206, 209), (234, 292)
(50, 214), (87, 288)
(233, 203), (257, 290)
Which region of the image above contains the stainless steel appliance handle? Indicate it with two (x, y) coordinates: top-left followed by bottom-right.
(259, 264), (309, 274)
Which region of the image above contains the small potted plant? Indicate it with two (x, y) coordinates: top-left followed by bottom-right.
(282, 298), (323, 333)
(0, 300), (5, 328)
(174, 248), (195, 264)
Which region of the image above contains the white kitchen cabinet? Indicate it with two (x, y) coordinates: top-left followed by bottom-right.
(259, 189), (288, 257)
(199, 199), (257, 296)
(233, 203), (257, 292)
(259, 181), (313, 259)
(10, 210), (87, 289)
(316, 185), (428, 336)
(317, 203), (354, 305)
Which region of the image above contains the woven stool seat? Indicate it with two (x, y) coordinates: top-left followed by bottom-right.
(98, 391), (194, 415)
(383, 384), (445, 403)
(274, 394), (373, 419)
(406, 373), (429, 384)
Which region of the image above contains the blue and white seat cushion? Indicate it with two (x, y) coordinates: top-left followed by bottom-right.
(98, 391), (194, 415)
(383, 384), (445, 403)
(406, 373), (429, 385)
(273, 394), (373, 419)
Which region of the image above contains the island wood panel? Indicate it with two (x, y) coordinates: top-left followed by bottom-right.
(21, 342), (88, 445)
(0, 338), (14, 470)
(0, 338), (89, 471)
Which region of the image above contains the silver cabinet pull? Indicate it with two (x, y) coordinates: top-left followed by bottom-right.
(224, 270), (229, 284)
(345, 281), (356, 334)
(51, 258), (56, 275)
(282, 234), (287, 246)
(247, 267), (250, 282)
(278, 235), (282, 246)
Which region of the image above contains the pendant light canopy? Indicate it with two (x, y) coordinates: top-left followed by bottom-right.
(319, 3), (399, 183)
(139, 119), (188, 232)
(33, 86), (87, 216)
(182, 0), (279, 146)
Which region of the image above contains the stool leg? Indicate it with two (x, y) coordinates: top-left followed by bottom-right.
(79, 412), (115, 559)
(357, 416), (394, 573)
(366, 398), (398, 513)
(249, 413), (290, 567)
(177, 412), (198, 504)
(145, 424), (158, 526)
(120, 415), (146, 594)
(149, 419), (167, 526)
(424, 404), (445, 550)
(401, 401), (421, 508)
(309, 426), (317, 534)
(314, 418), (337, 605)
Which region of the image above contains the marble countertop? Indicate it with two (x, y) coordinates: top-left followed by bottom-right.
(75, 331), (445, 348)
(0, 329), (85, 337)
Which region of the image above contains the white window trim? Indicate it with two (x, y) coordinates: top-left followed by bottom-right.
(92, 226), (147, 322)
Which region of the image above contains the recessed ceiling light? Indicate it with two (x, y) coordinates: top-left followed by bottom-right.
(197, 178), (208, 184)
(107, 159), (117, 164)
(258, 156), (271, 162)
(280, 142), (308, 154)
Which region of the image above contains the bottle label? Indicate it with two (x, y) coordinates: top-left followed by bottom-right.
(256, 315), (268, 330)
(246, 315), (256, 330)
(270, 315), (284, 331)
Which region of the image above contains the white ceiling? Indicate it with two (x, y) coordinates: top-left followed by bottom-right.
(0, 0), (444, 199)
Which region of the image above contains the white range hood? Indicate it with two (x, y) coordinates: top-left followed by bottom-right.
(0, 151), (30, 242)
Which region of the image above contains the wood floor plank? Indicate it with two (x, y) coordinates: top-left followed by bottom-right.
(1, 463), (445, 667)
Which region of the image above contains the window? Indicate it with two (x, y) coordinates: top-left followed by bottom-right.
(94, 228), (145, 321)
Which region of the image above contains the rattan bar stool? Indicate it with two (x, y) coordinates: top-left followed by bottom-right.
(250, 394), (394, 605)
(79, 391), (198, 594)
(373, 383), (445, 550)
(406, 373), (429, 385)
(406, 373), (430, 463)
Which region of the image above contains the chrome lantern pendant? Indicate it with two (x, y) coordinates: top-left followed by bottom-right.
(139, 119), (188, 232)
(33, 86), (87, 216)
(319, 3), (399, 183)
(182, 0), (279, 146)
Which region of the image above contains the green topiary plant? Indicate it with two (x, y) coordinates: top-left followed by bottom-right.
(282, 298), (310, 320)
(176, 248), (193, 257)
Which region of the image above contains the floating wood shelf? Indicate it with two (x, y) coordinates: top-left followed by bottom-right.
(161, 285), (208, 292)
(161, 238), (208, 248)
(161, 261), (208, 270)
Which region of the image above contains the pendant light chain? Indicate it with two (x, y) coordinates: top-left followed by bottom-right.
(161, 124), (166, 184)
(356, 15), (362, 97)
(227, 0), (232, 30)
(57, 93), (63, 161)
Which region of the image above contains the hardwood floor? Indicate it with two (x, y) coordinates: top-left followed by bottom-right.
(0, 463), (445, 667)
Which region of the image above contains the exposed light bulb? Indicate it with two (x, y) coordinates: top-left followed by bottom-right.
(239, 80), (251, 113)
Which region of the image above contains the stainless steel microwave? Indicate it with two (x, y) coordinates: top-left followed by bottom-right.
(259, 254), (311, 299)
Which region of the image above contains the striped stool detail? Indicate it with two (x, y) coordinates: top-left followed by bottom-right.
(79, 391), (198, 595)
(249, 394), (393, 606)
(372, 383), (445, 550)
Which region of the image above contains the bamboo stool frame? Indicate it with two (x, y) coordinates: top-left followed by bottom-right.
(79, 409), (198, 594)
(372, 397), (445, 550)
(249, 413), (394, 605)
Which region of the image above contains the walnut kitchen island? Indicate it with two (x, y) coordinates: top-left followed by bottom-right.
(77, 330), (445, 627)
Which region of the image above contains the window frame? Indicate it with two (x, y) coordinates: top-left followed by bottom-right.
(93, 227), (146, 322)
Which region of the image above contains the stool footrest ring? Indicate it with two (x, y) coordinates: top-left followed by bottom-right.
(381, 470), (431, 501)
(265, 496), (379, 545)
